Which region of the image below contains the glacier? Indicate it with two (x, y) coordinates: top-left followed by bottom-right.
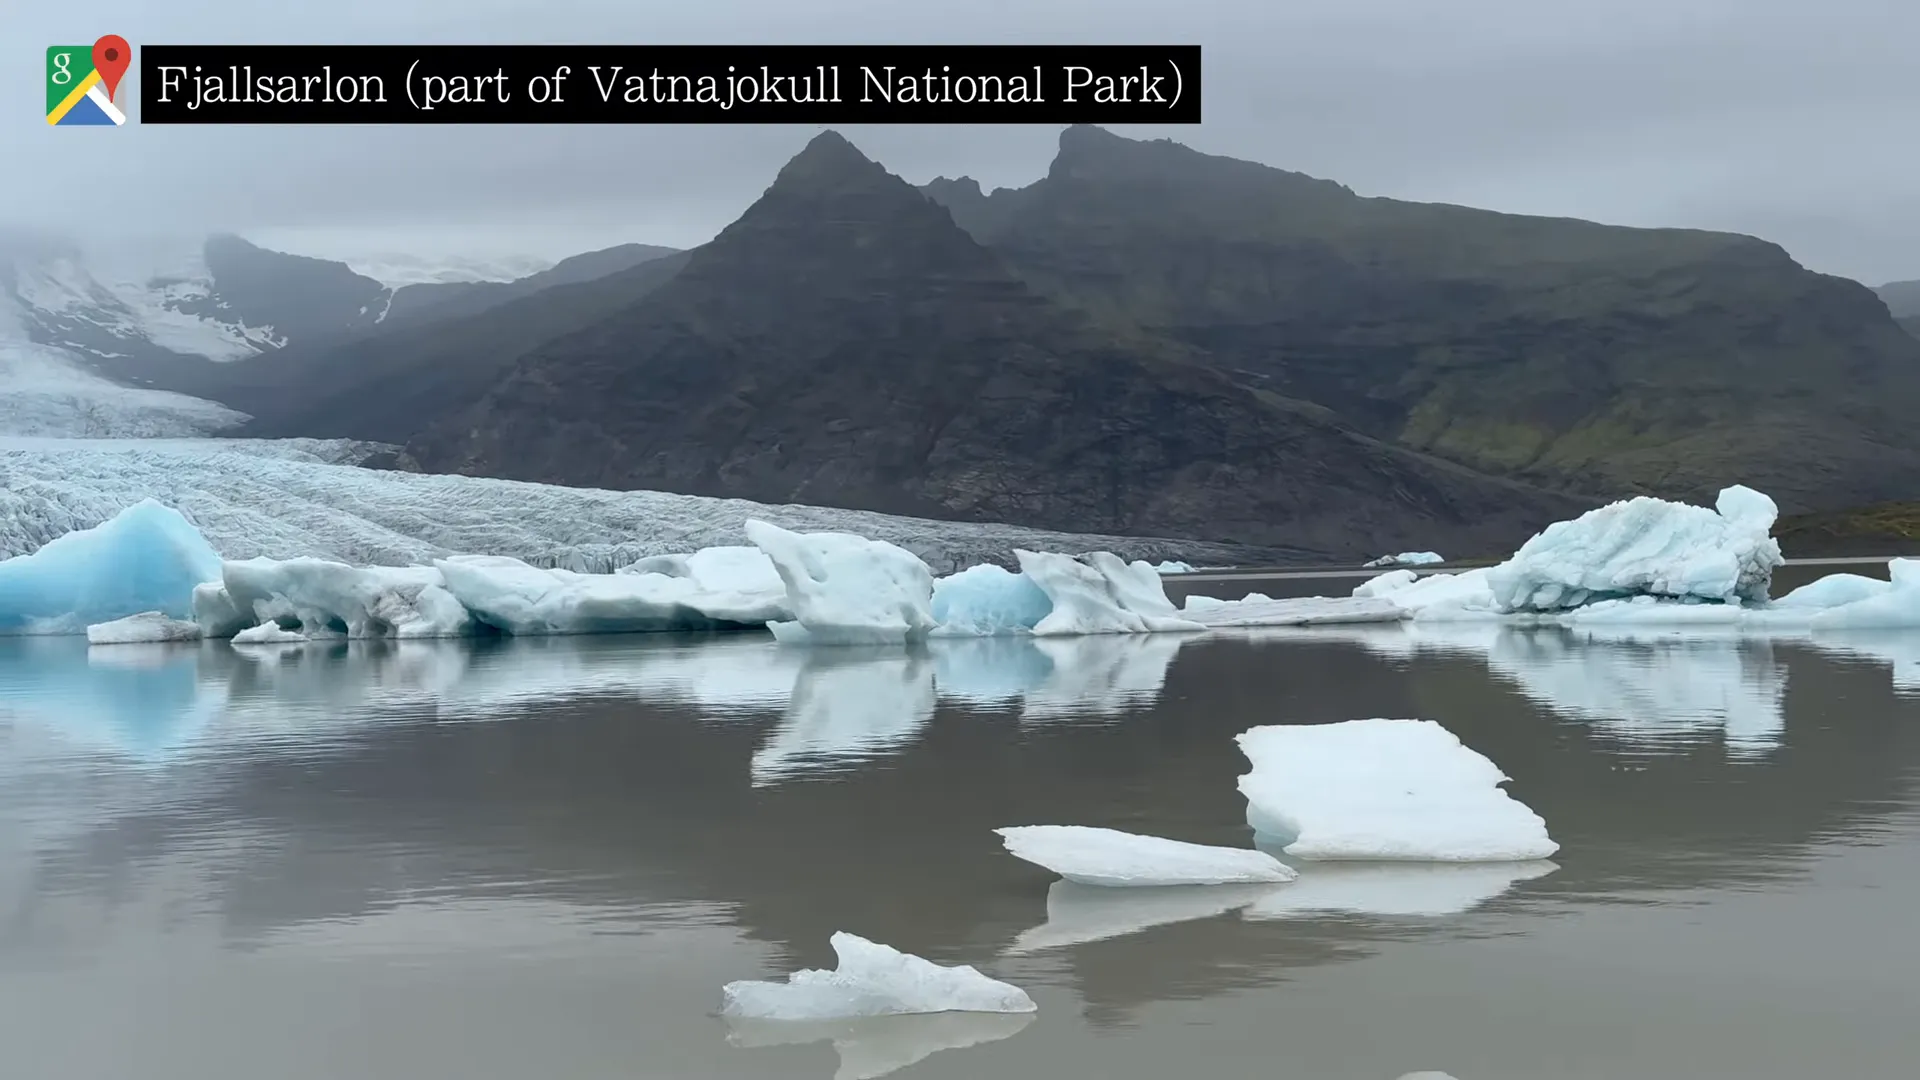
(1236, 719), (1560, 862)
(995, 825), (1297, 887)
(719, 932), (1036, 1020)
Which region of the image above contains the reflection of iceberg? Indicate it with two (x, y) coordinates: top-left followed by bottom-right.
(1007, 880), (1279, 953)
(928, 634), (1186, 720)
(751, 649), (937, 785)
(0, 638), (226, 759)
(1487, 630), (1787, 756)
(1801, 632), (1920, 695)
(1242, 860), (1559, 919)
(725, 1011), (1034, 1080)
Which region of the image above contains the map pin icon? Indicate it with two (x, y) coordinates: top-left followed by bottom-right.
(92, 35), (130, 102)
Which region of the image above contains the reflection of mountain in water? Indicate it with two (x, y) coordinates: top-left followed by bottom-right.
(4, 630), (1920, 1024)
(725, 1011), (1034, 1080)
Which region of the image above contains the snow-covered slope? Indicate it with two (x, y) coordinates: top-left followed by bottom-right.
(0, 437), (1246, 572)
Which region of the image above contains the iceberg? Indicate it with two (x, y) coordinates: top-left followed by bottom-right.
(202, 557), (472, 639)
(1153, 560), (1195, 573)
(930, 563), (1053, 636)
(748, 520), (937, 645)
(719, 932), (1036, 1021)
(1364, 551), (1445, 568)
(1014, 550), (1204, 635)
(86, 610), (203, 645)
(231, 622), (307, 644)
(436, 554), (786, 634)
(0, 498), (222, 635)
(995, 825), (1296, 887)
(1487, 485), (1781, 612)
(1183, 592), (1406, 627)
(1236, 719), (1559, 862)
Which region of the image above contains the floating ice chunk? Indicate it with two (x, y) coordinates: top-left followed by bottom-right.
(617, 545), (785, 595)
(436, 554), (784, 634)
(0, 499), (221, 635)
(720, 932), (1036, 1021)
(1365, 551), (1444, 568)
(931, 564), (1053, 636)
(746, 520), (937, 645)
(1236, 719), (1558, 861)
(1153, 560), (1194, 574)
(214, 557), (472, 639)
(725, 1012), (1034, 1080)
(1354, 569), (1419, 597)
(86, 610), (204, 645)
(1770, 572), (1890, 610)
(1354, 567), (1501, 620)
(1487, 485), (1782, 613)
(1008, 880), (1279, 953)
(995, 825), (1297, 887)
(1015, 550), (1204, 635)
(1242, 860), (1558, 919)
(231, 622), (308, 644)
(1183, 594), (1406, 628)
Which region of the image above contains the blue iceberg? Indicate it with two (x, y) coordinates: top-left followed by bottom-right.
(0, 499), (222, 635)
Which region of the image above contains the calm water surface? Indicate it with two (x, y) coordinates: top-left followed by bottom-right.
(2, 624), (1918, 1079)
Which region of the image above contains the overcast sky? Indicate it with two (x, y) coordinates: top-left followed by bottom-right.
(5, 0), (1917, 283)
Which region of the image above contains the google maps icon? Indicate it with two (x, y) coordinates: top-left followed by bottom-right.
(47, 35), (132, 126)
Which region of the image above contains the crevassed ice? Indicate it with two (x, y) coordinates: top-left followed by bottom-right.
(1236, 718), (1559, 862)
(719, 932), (1036, 1021)
(995, 825), (1297, 887)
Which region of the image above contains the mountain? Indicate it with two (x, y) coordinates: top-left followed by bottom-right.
(220, 250), (692, 444)
(404, 132), (1588, 559)
(924, 126), (1920, 514)
(1874, 279), (1920, 318)
(379, 243), (680, 325)
(1774, 500), (1920, 558)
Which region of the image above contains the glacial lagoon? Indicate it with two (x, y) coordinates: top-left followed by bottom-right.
(3, 626), (1919, 1079)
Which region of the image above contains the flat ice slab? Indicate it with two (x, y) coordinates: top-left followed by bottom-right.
(1184, 594), (1406, 628)
(85, 610), (203, 645)
(720, 932), (1036, 1021)
(1236, 719), (1559, 862)
(995, 825), (1297, 887)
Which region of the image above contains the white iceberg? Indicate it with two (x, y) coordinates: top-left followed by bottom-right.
(0, 499), (221, 635)
(1241, 860), (1558, 919)
(1007, 881), (1279, 953)
(1487, 485), (1781, 613)
(995, 825), (1296, 887)
(1236, 719), (1559, 861)
(436, 554), (786, 634)
(724, 1012), (1034, 1080)
(86, 610), (204, 645)
(1364, 551), (1445, 568)
(1183, 592), (1406, 628)
(1014, 550), (1205, 635)
(1153, 560), (1195, 573)
(231, 622), (308, 645)
(617, 544), (784, 594)
(202, 557), (471, 639)
(748, 520), (938, 645)
(720, 932), (1036, 1021)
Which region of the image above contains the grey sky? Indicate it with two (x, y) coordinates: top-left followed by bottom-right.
(5, 0), (1917, 282)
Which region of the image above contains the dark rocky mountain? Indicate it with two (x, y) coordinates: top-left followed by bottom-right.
(405, 131), (1588, 559)
(380, 242), (680, 325)
(1898, 315), (1920, 339)
(220, 250), (692, 444)
(924, 126), (1920, 514)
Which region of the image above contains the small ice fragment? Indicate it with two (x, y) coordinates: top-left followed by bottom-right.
(231, 622), (308, 644)
(1236, 718), (1559, 862)
(995, 825), (1297, 887)
(86, 611), (204, 645)
(720, 932), (1036, 1021)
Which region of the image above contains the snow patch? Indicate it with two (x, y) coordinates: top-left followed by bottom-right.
(720, 932), (1036, 1020)
(995, 825), (1297, 887)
